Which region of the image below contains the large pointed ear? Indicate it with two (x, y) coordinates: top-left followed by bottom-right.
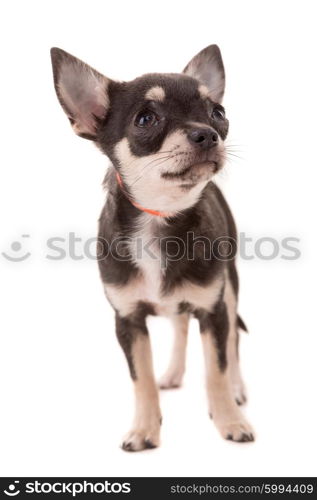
(50, 48), (111, 139)
(183, 44), (225, 103)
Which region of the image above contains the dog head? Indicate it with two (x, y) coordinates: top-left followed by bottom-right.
(51, 45), (229, 213)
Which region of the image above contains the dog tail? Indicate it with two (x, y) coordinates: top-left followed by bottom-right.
(237, 314), (248, 333)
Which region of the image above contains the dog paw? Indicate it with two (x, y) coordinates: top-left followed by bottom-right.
(159, 370), (183, 389)
(233, 384), (247, 406)
(216, 417), (255, 443)
(121, 429), (160, 452)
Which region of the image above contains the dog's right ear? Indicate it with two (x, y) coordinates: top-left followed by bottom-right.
(50, 48), (112, 140)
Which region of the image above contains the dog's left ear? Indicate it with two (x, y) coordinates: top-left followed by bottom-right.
(50, 48), (112, 140)
(183, 44), (225, 103)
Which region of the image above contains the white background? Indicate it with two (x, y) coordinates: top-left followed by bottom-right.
(1, 0), (317, 477)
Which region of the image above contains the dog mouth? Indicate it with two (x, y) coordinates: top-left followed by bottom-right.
(160, 147), (222, 182)
(161, 160), (218, 180)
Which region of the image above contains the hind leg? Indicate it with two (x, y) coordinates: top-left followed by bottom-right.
(225, 278), (247, 405)
(228, 330), (247, 405)
(159, 312), (189, 389)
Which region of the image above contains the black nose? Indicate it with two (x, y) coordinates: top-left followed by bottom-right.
(187, 127), (218, 149)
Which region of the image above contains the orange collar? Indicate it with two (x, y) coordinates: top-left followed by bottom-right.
(116, 172), (173, 218)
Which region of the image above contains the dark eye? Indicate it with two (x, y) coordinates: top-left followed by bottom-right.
(211, 107), (226, 120)
(135, 111), (159, 127)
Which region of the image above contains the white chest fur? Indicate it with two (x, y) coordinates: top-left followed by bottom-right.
(128, 214), (164, 304)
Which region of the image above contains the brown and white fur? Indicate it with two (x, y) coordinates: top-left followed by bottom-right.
(50, 44), (254, 451)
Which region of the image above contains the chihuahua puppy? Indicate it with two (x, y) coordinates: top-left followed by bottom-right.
(51, 45), (254, 451)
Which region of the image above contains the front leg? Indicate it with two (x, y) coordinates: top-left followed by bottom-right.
(198, 300), (254, 442)
(115, 309), (162, 452)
